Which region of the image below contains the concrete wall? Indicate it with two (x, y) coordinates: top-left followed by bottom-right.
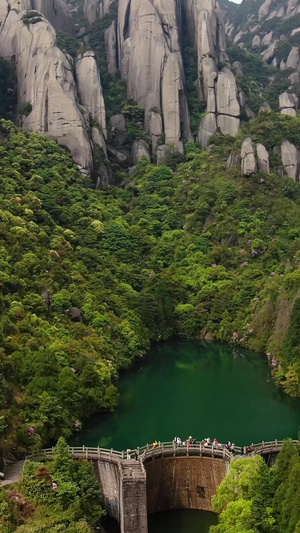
(145, 456), (227, 514)
(121, 477), (148, 533)
(93, 460), (121, 521)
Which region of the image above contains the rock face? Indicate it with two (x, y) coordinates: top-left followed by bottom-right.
(76, 50), (107, 143)
(222, 0), (300, 87)
(257, 143), (270, 173)
(279, 92), (298, 116)
(241, 137), (257, 176)
(105, 21), (117, 74)
(0, 0), (74, 33)
(184, 0), (240, 145)
(84, 0), (112, 24)
(117, 0), (192, 151)
(281, 140), (299, 180)
(0, 6), (109, 178)
(132, 139), (151, 165)
(240, 138), (270, 176)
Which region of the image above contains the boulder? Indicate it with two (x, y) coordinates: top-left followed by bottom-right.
(0, 10), (93, 174)
(256, 143), (269, 173)
(156, 144), (171, 165)
(216, 67), (240, 117)
(241, 137), (257, 176)
(286, 46), (300, 70)
(232, 61), (243, 76)
(252, 35), (261, 47)
(281, 140), (299, 180)
(258, 0), (273, 21)
(105, 20), (117, 75)
(262, 41), (277, 61)
(198, 113), (217, 148)
(107, 144), (131, 166)
(279, 92), (298, 110)
(289, 72), (300, 86)
(76, 51), (107, 138)
(281, 108), (297, 116)
(70, 307), (82, 322)
(217, 115), (240, 136)
(261, 31), (273, 46)
(132, 139), (151, 165)
(259, 101), (271, 112)
(226, 150), (241, 170)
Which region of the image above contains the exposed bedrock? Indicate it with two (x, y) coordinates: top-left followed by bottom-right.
(118, 0), (192, 150)
(84, 0), (113, 24)
(184, 0), (240, 146)
(0, 0), (74, 33)
(0, 9), (108, 175)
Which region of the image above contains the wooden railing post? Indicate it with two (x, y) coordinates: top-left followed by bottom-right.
(97, 447), (100, 459)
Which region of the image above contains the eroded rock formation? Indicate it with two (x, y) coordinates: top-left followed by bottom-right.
(184, 0), (240, 146)
(117, 0), (192, 152)
(0, 3), (109, 178)
(84, 0), (113, 24)
(0, 0), (74, 33)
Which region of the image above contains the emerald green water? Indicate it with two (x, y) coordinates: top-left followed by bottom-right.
(74, 341), (300, 450)
(74, 340), (300, 533)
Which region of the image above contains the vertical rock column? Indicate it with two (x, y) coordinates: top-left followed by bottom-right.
(185, 0), (240, 147)
(118, 0), (192, 155)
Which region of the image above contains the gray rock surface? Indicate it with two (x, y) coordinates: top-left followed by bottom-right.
(149, 111), (163, 153)
(84, 0), (112, 24)
(281, 140), (299, 180)
(217, 115), (240, 137)
(1, 0), (74, 33)
(241, 137), (257, 175)
(216, 67), (240, 117)
(256, 143), (270, 173)
(0, 9), (94, 173)
(198, 113), (217, 148)
(76, 51), (107, 139)
(132, 139), (151, 165)
(118, 0), (191, 148)
(105, 20), (117, 74)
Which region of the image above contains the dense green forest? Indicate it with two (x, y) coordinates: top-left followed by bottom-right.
(2, 111), (300, 454)
(212, 440), (300, 533)
(1, 437), (105, 532)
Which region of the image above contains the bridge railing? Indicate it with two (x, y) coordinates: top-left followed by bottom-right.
(32, 440), (299, 463)
(137, 441), (233, 461)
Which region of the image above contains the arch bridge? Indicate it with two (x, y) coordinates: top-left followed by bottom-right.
(39, 439), (298, 533)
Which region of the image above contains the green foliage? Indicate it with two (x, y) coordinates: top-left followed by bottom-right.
(22, 11), (43, 26)
(18, 103), (32, 118)
(211, 455), (275, 533)
(2, 110), (300, 453)
(2, 437), (104, 532)
(56, 31), (80, 58)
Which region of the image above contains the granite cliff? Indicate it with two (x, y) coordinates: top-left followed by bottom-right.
(0, 0), (299, 181)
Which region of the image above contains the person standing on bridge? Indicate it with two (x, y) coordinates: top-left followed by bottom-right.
(153, 440), (158, 448)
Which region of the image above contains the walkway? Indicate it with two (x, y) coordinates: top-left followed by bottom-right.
(1, 460), (24, 487)
(38, 439), (299, 463)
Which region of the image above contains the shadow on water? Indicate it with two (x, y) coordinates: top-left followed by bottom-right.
(102, 510), (218, 533)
